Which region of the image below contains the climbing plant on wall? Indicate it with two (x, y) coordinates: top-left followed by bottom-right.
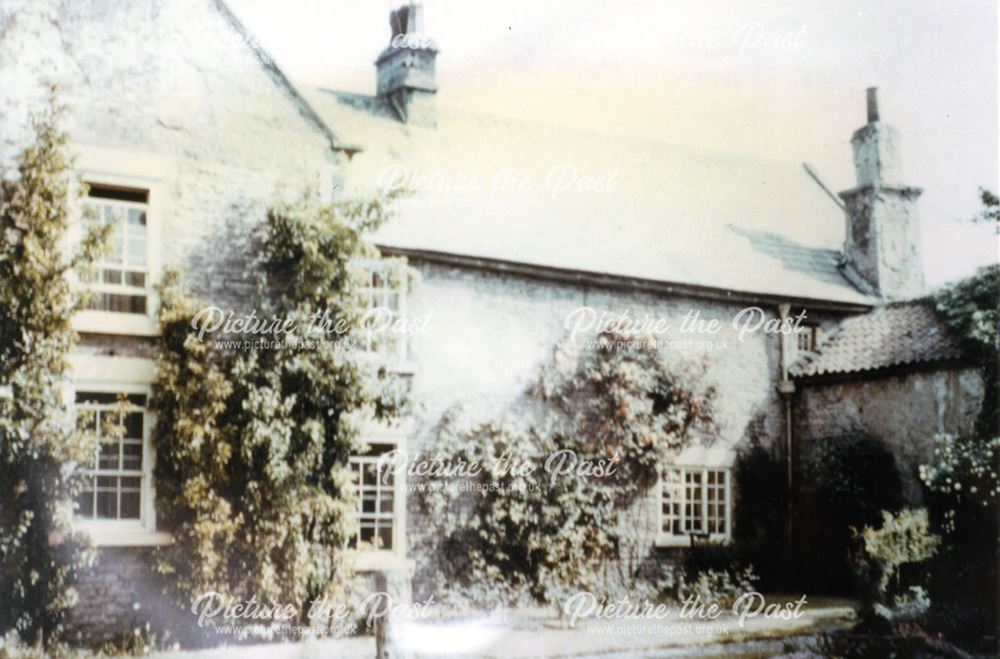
(415, 331), (716, 607)
(151, 189), (410, 631)
(0, 95), (110, 643)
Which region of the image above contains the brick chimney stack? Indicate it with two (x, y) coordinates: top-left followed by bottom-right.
(375, 2), (438, 128)
(839, 88), (924, 300)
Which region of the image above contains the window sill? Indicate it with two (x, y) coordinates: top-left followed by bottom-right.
(350, 551), (414, 573)
(73, 310), (160, 337)
(655, 534), (731, 548)
(66, 522), (172, 547)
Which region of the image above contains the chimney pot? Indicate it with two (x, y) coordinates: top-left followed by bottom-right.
(866, 87), (879, 123)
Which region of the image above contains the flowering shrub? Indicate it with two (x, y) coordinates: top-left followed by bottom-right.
(919, 433), (1000, 533)
(415, 330), (716, 608)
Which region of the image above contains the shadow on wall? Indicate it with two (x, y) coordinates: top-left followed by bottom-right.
(182, 200), (265, 311)
(794, 430), (904, 596)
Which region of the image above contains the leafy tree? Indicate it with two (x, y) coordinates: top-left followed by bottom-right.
(0, 96), (108, 643)
(918, 263), (1000, 650)
(932, 263), (999, 436)
(415, 330), (716, 608)
(152, 190), (410, 633)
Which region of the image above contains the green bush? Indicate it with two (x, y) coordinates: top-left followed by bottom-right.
(851, 508), (939, 627)
(797, 432), (904, 594)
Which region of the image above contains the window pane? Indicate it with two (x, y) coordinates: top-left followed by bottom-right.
(96, 489), (117, 519)
(123, 412), (143, 439)
(377, 522), (393, 550)
(77, 477), (95, 518)
(122, 441), (143, 470)
(125, 271), (146, 288)
(127, 208), (147, 226)
(126, 238), (146, 267)
(120, 491), (141, 519)
(98, 442), (119, 470)
(89, 293), (147, 314)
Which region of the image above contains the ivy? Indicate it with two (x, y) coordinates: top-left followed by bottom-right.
(932, 263), (999, 436)
(415, 330), (716, 608)
(0, 93), (109, 644)
(151, 189), (410, 634)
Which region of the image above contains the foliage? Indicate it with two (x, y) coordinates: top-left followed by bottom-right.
(0, 95), (109, 643)
(918, 433), (1000, 533)
(854, 509), (939, 604)
(798, 431), (904, 594)
(923, 263), (1000, 651)
(732, 445), (790, 589)
(676, 565), (758, 609)
(415, 330), (717, 607)
(932, 263), (998, 436)
(151, 189), (409, 633)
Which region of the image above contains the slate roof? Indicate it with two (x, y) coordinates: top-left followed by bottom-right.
(790, 302), (966, 378)
(306, 89), (875, 307)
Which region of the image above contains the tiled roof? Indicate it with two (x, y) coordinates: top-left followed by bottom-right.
(791, 302), (966, 378)
(304, 89), (875, 306)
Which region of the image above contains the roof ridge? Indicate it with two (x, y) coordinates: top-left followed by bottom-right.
(311, 86), (821, 169)
(212, 0), (357, 153)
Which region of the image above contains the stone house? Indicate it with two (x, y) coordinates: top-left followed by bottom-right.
(0, 0), (983, 643)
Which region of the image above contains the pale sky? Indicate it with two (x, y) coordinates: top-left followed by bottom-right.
(227, 0), (999, 288)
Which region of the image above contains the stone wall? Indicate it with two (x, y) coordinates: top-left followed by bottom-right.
(0, 0), (339, 644)
(792, 365), (984, 502)
(0, 0), (338, 320)
(401, 259), (848, 586)
(66, 547), (206, 648)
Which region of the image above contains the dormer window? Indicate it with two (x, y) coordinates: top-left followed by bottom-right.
(81, 184), (150, 314)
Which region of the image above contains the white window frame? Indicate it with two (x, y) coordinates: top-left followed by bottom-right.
(71, 145), (169, 337)
(355, 258), (410, 369)
(68, 355), (169, 546)
(81, 187), (151, 316)
(656, 462), (733, 548)
(348, 421), (411, 572)
(793, 324), (818, 354)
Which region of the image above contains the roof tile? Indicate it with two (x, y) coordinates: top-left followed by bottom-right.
(791, 302), (966, 378)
